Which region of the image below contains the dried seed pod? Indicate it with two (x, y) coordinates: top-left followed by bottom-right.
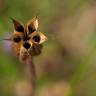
(4, 16), (48, 62)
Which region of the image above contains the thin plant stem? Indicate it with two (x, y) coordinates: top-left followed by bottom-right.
(25, 55), (36, 96)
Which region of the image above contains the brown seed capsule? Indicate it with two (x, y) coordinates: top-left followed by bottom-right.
(4, 16), (48, 62)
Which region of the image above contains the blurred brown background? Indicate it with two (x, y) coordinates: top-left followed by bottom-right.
(0, 0), (96, 96)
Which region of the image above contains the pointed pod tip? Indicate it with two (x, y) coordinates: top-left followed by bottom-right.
(35, 16), (38, 19)
(10, 17), (16, 23)
(10, 17), (14, 20)
(33, 16), (38, 20)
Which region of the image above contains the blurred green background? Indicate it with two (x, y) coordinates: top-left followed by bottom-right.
(0, 0), (96, 96)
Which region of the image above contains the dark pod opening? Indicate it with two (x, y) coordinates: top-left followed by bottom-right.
(16, 26), (24, 32)
(32, 35), (40, 43)
(13, 36), (21, 43)
(23, 42), (31, 49)
(28, 26), (35, 33)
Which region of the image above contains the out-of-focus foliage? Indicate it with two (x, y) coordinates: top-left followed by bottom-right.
(0, 0), (96, 96)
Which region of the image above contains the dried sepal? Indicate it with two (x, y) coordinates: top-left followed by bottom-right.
(30, 32), (47, 44)
(26, 16), (38, 34)
(11, 18), (24, 33)
(38, 32), (48, 44)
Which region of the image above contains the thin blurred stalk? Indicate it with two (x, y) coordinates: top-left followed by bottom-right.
(25, 56), (36, 96)
(16, 56), (36, 96)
